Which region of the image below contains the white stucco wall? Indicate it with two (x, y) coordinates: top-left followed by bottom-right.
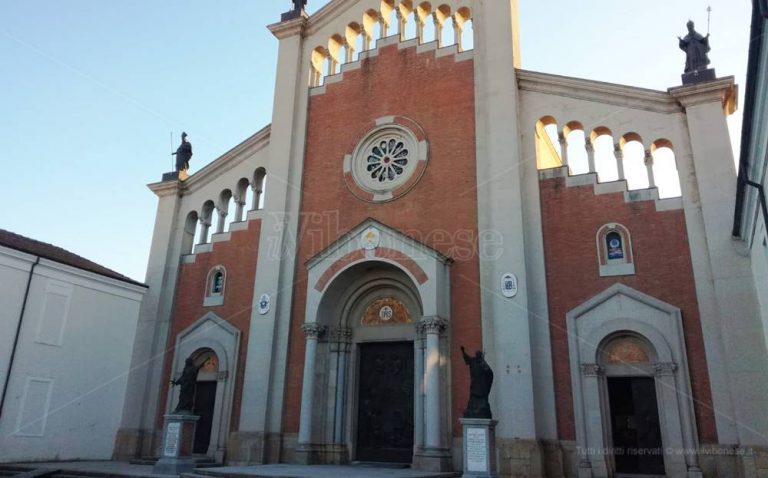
(0, 250), (145, 463)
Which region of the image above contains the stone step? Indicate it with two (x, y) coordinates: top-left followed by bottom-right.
(0, 466), (35, 477)
(189, 465), (461, 478)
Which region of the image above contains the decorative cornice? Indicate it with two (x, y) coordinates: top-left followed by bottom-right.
(302, 323), (327, 339)
(654, 362), (678, 377)
(517, 69), (682, 114)
(419, 316), (448, 335)
(668, 77), (738, 114)
(268, 14), (308, 39)
(581, 364), (604, 377)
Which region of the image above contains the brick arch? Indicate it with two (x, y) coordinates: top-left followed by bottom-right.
(314, 249), (429, 292)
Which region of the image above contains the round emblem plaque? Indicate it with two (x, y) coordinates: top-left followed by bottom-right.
(379, 306), (394, 322)
(360, 227), (381, 250)
(258, 294), (271, 315)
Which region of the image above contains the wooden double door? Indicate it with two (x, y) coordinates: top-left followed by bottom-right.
(356, 342), (414, 463)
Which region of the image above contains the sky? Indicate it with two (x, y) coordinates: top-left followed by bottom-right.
(0, 0), (753, 282)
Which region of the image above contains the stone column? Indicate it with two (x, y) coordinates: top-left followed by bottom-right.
(453, 18), (462, 51)
(614, 143), (625, 182)
(434, 13), (443, 47)
(645, 149), (656, 189)
(558, 132), (569, 170)
(233, 196), (246, 223)
(251, 186), (263, 211)
(396, 10), (407, 42)
(199, 218), (211, 244)
(216, 208), (228, 234)
(414, 316), (451, 472)
(298, 323), (326, 449)
(414, 324), (426, 451)
(331, 327), (352, 445)
(586, 138), (596, 174)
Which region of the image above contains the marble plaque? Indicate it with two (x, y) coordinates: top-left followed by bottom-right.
(163, 422), (181, 457)
(466, 427), (488, 472)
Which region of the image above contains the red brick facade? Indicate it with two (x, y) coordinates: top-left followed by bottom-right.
(539, 175), (718, 444)
(156, 219), (262, 431)
(283, 43), (480, 437)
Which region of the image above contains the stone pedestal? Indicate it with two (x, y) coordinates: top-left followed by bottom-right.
(682, 68), (716, 85)
(460, 418), (498, 478)
(161, 170), (189, 182)
(153, 414), (200, 475)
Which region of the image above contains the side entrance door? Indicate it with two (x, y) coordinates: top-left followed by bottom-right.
(356, 342), (414, 463)
(607, 377), (665, 475)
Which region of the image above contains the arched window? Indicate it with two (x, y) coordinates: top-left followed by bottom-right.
(596, 223), (635, 277)
(204, 266), (227, 307)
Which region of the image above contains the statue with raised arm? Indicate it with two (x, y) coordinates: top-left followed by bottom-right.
(679, 20), (711, 74)
(461, 346), (494, 419)
(173, 132), (193, 173)
(170, 357), (203, 413)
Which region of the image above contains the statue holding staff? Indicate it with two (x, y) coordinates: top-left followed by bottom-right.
(679, 20), (711, 74)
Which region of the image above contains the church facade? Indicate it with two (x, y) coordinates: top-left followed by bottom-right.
(114, 1), (768, 476)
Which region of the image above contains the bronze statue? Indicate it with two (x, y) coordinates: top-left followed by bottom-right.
(173, 132), (193, 172)
(679, 21), (711, 74)
(170, 357), (202, 413)
(461, 346), (494, 419)
(292, 0), (307, 12)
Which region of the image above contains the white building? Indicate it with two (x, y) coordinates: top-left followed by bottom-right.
(0, 229), (147, 463)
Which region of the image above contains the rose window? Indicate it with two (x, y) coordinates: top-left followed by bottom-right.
(367, 139), (409, 183)
(345, 120), (429, 202)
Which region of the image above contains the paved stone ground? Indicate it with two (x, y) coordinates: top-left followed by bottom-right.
(12, 461), (173, 477)
(196, 465), (460, 478)
(7, 462), (460, 478)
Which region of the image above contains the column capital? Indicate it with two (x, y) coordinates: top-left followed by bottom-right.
(581, 363), (604, 377)
(419, 316), (448, 335)
(330, 326), (353, 344)
(301, 323), (327, 340)
(654, 362), (678, 377)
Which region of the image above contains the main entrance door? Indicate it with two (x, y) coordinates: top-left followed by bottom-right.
(357, 342), (414, 463)
(607, 377), (665, 475)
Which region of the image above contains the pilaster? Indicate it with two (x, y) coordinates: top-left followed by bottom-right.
(235, 13), (311, 464)
(114, 179), (185, 459)
(472, 0), (538, 445)
(671, 79), (768, 447)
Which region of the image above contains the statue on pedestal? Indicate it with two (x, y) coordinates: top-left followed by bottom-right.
(461, 346), (494, 419)
(678, 20), (716, 84)
(170, 357), (202, 413)
(282, 0), (307, 21)
(173, 132), (193, 173)
(679, 21), (711, 74)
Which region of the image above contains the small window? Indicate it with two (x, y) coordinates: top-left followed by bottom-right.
(605, 232), (625, 261)
(204, 266), (226, 307)
(596, 223), (635, 277)
(211, 271), (224, 295)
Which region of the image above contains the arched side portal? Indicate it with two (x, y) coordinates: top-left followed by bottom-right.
(296, 219), (453, 472)
(167, 313), (241, 462)
(566, 284), (702, 478)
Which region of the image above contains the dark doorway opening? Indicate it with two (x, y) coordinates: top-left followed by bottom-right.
(193, 381), (217, 455)
(356, 341), (414, 463)
(607, 377), (665, 475)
